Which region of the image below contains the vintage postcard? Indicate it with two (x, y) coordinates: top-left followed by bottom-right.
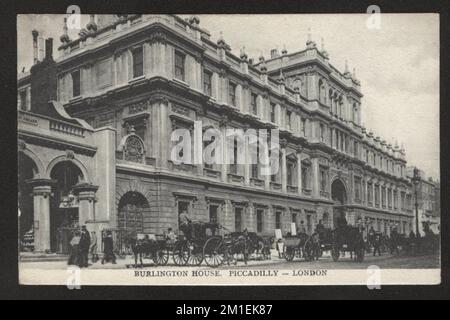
(17, 12), (440, 287)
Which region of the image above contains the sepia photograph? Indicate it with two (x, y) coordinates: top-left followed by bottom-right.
(16, 11), (440, 287)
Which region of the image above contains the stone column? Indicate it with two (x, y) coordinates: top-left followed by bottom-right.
(244, 136), (250, 186)
(281, 148), (287, 193)
(297, 151), (303, 195)
(246, 202), (255, 232)
(158, 97), (170, 169)
(220, 122), (228, 182)
(29, 179), (53, 253)
(311, 157), (320, 198)
(73, 183), (99, 225)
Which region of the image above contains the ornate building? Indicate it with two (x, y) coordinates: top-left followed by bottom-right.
(18, 14), (414, 253)
(406, 167), (440, 236)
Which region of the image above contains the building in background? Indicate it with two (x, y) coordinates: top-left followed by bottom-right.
(18, 14), (415, 254)
(406, 167), (440, 236)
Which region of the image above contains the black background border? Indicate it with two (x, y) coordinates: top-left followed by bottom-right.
(0, 0), (449, 300)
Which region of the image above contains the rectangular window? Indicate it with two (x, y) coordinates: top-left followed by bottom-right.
(209, 205), (218, 224)
(287, 162), (295, 186)
(375, 185), (380, 207)
(382, 187), (386, 207)
(230, 139), (238, 175)
(388, 188), (392, 208)
(320, 123), (325, 142)
(228, 82), (237, 106)
(256, 210), (264, 233)
(71, 70), (81, 97)
(203, 70), (212, 96)
(275, 212), (282, 230)
(251, 93), (258, 115)
(301, 118), (306, 136)
(19, 90), (27, 111)
(367, 182), (373, 205)
(178, 201), (190, 224)
(354, 177), (361, 201)
(175, 51), (185, 81)
(270, 103), (276, 123)
(393, 190), (398, 209)
(286, 110), (292, 130)
(132, 46), (144, 78)
(292, 213), (297, 224)
(320, 167), (328, 192)
(235, 207), (242, 232)
(251, 144), (259, 179)
(354, 141), (358, 157)
(301, 165), (310, 190)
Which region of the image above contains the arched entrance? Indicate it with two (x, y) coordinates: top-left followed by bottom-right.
(49, 161), (84, 252)
(118, 191), (149, 234)
(18, 153), (39, 251)
(331, 178), (347, 228)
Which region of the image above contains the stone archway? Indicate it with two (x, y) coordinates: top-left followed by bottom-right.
(18, 152), (39, 251)
(117, 191), (150, 234)
(331, 178), (348, 228)
(49, 160), (85, 253)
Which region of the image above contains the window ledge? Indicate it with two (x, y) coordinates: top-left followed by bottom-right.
(172, 78), (189, 87)
(129, 76), (146, 84)
(69, 95), (83, 103)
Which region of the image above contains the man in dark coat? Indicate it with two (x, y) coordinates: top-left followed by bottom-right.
(68, 230), (81, 266)
(79, 226), (91, 268)
(390, 227), (400, 256)
(373, 232), (382, 257)
(102, 230), (116, 264)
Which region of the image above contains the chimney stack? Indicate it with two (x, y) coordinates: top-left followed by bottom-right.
(45, 38), (53, 60)
(270, 48), (279, 59)
(32, 30), (39, 64)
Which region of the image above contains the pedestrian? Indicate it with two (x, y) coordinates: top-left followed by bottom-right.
(68, 230), (81, 266)
(390, 227), (400, 256)
(79, 226), (91, 268)
(373, 232), (382, 257)
(298, 221), (306, 234)
(90, 231), (99, 263)
(102, 230), (116, 265)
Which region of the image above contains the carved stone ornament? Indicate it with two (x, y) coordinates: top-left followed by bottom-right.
(65, 150), (75, 160)
(123, 135), (145, 163)
(149, 31), (167, 45)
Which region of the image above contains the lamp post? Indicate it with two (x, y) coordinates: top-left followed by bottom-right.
(412, 167), (420, 237)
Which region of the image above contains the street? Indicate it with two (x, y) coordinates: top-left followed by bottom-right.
(19, 251), (440, 271)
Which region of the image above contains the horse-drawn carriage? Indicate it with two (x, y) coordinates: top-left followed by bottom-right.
(282, 225), (365, 263)
(127, 221), (270, 268)
(283, 233), (316, 262)
(331, 225), (365, 262)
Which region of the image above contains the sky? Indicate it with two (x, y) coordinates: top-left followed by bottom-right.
(17, 14), (440, 179)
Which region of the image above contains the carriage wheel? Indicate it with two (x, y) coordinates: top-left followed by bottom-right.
(153, 248), (170, 266)
(173, 242), (188, 266)
(203, 237), (225, 268)
(284, 247), (295, 262)
(187, 242), (204, 266)
(355, 247), (365, 263)
(331, 247), (340, 262)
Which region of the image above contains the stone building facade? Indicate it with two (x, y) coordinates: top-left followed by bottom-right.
(406, 167), (440, 236)
(18, 14), (414, 253)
